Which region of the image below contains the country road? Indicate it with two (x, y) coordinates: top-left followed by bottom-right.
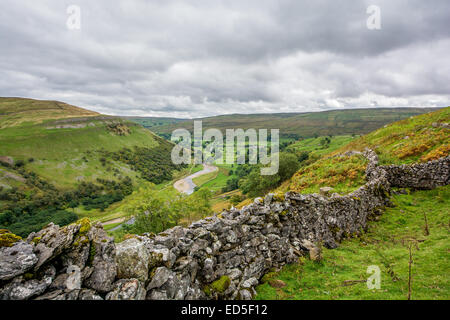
(106, 163), (218, 231)
(173, 163), (218, 195)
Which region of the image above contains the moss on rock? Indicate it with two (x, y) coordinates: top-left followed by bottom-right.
(210, 275), (231, 293)
(203, 275), (232, 297)
(88, 242), (96, 265)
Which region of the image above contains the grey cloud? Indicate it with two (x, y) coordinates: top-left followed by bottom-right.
(0, 0), (449, 118)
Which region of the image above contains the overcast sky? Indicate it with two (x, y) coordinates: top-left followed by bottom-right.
(1, 0), (449, 118)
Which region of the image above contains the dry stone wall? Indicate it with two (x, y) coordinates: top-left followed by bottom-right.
(0, 150), (448, 300)
(381, 156), (449, 189)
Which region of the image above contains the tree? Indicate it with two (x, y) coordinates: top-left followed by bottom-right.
(239, 152), (299, 197)
(297, 151), (309, 163)
(121, 187), (212, 235)
(277, 152), (300, 181)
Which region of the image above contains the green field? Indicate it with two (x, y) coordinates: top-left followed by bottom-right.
(123, 116), (186, 130)
(193, 166), (231, 193)
(255, 186), (450, 300)
(286, 135), (356, 158)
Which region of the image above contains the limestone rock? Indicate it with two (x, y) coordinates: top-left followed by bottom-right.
(146, 289), (168, 300)
(301, 240), (322, 262)
(239, 289), (253, 300)
(60, 234), (90, 269)
(115, 238), (149, 282)
(27, 223), (80, 270)
(147, 267), (172, 290)
(106, 279), (146, 300)
(66, 265), (82, 290)
(83, 226), (116, 293)
(0, 241), (38, 281)
(9, 277), (53, 300)
(241, 277), (258, 289)
(319, 187), (334, 196)
(78, 289), (103, 300)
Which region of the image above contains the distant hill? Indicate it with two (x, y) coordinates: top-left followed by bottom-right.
(0, 97), (183, 189)
(139, 108), (441, 139)
(0, 97), (99, 128)
(121, 116), (187, 130)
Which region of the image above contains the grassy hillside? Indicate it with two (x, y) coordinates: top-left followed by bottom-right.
(0, 97), (99, 128)
(0, 98), (184, 236)
(285, 135), (356, 158)
(255, 186), (450, 300)
(339, 107), (450, 165)
(282, 107), (450, 195)
(143, 108), (439, 139)
(0, 98), (181, 189)
(287, 154), (368, 195)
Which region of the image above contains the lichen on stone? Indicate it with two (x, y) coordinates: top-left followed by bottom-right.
(77, 217), (92, 234)
(32, 236), (41, 245)
(0, 230), (22, 247)
(273, 192), (285, 202)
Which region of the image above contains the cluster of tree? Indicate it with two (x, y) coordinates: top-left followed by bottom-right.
(157, 133), (172, 140)
(71, 177), (133, 211)
(221, 152), (301, 197)
(102, 144), (186, 184)
(0, 170), (133, 236)
(319, 136), (332, 147)
(239, 152), (300, 197)
(280, 133), (301, 140)
(0, 208), (77, 238)
(222, 164), (253, 193)
(114, 187), (212, 239)
(279, 140), (296, 151)
(229, 194), (245, 206)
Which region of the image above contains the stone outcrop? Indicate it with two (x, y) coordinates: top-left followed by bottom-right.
(0, 240), (37, 281)
(0, 150), (448, 300)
